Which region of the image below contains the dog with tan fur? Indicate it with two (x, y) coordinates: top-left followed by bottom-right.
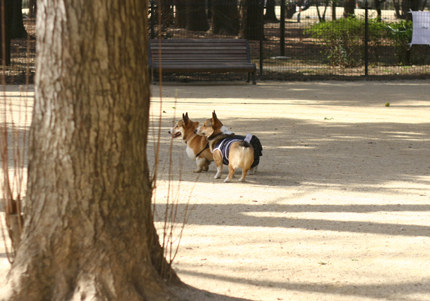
(168, 113), (213, 173)
(196, 111), (262, 182)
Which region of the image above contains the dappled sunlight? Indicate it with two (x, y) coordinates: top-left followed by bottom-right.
(174, 222), (430, 300)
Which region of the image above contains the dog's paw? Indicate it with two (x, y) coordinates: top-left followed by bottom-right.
(193, 169), (202, 173)
(238, 177), (246, 182)
(224, 177), (231, 183)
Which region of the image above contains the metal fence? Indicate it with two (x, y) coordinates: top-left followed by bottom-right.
(2, 18), (36, 85)
(149, 0), (430, 81)
(3, 4), (430, 84)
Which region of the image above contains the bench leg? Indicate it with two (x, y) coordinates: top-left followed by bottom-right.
(152, 69), (156, 85)
(252, 72), (256, 85)
(246, 72), (250, 83)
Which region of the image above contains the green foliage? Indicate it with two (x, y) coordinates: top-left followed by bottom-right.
(305, 17), (386, 67)
(385, 20), (412, 65)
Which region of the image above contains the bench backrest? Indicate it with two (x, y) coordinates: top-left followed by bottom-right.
(148, 39), (252, 65)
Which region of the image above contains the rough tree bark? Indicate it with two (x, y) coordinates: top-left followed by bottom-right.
(211, 0), (240, 35)
(0, 0), (180, 300)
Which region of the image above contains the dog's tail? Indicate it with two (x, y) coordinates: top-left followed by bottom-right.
(239, 134), (253, 147)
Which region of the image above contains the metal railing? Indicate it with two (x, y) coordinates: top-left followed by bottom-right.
(149, 0), (430, 81)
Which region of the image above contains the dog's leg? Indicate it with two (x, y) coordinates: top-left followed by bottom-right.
(224, 165), (236, 182)
(250, 166), (258, 175)
(202, 160), (210, 171)
(238, 169), (249, 182)
(213, 151), (223, 179)
(193, 157), (207, 173)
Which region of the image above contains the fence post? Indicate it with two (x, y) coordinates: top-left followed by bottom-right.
(280, 0), (285, 56)
(259, 0), (264, 79)
(364, 0), (369, 77)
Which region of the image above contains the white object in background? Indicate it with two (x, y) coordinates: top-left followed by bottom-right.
(410, 11), (430, 46)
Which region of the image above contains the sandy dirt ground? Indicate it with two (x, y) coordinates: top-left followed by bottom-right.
(1, 80), (430, 301)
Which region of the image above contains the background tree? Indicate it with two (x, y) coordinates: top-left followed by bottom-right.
(402, 0), (421, 20)
(0, 0), (180, 300)
(264, 0), (278, 22)
(343, 0), (355, 17)
(0, 0), (12, 66)
(316, 0), (330, 22)
(374, 0), (386, 20)
(332, 0), (338, 20)
(10, 0), (28, 39)
(211, 0), (240, 35)
(239, 0), (264, 40)
(176, 0), (188, 27)
(186, 0), (210, 31)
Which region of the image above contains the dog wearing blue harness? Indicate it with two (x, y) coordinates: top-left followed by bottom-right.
(196, 111), (262, 182)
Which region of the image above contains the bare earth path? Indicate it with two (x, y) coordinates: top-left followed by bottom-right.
(1, 81), (430, 300)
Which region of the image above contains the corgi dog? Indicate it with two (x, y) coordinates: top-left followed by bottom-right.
(196, 111), (256, 182)
(168, 113), (213, 173)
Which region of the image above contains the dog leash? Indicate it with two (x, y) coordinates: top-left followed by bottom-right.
(195, 143), (209, 158)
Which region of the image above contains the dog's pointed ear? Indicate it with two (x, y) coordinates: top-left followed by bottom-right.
(212, 111), (222, 127)
(183, 112), (189, 124)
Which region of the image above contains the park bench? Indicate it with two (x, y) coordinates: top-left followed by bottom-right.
(148, 39), (257, 84)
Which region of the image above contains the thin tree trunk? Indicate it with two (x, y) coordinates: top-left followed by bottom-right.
(0, 0), (12, 66)
(332, 0), (337, 20)
(0, 0), (179, 300)
(392, 0), (403, 18)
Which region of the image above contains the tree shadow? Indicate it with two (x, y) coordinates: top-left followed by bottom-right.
(154, 202), (430, 238)
(177, 270), (430, 300)
(171, 283), (252, 301)
(149, 116), (430, 189)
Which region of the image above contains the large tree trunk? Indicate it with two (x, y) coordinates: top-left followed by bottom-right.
(239, 0), (264, 40)
(211, 0), (240, 35)
(0, 0), (179, 300)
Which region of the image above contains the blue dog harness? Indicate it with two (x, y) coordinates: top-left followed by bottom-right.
(212, 134), (258, 166)
(213, 137), (244, 166)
